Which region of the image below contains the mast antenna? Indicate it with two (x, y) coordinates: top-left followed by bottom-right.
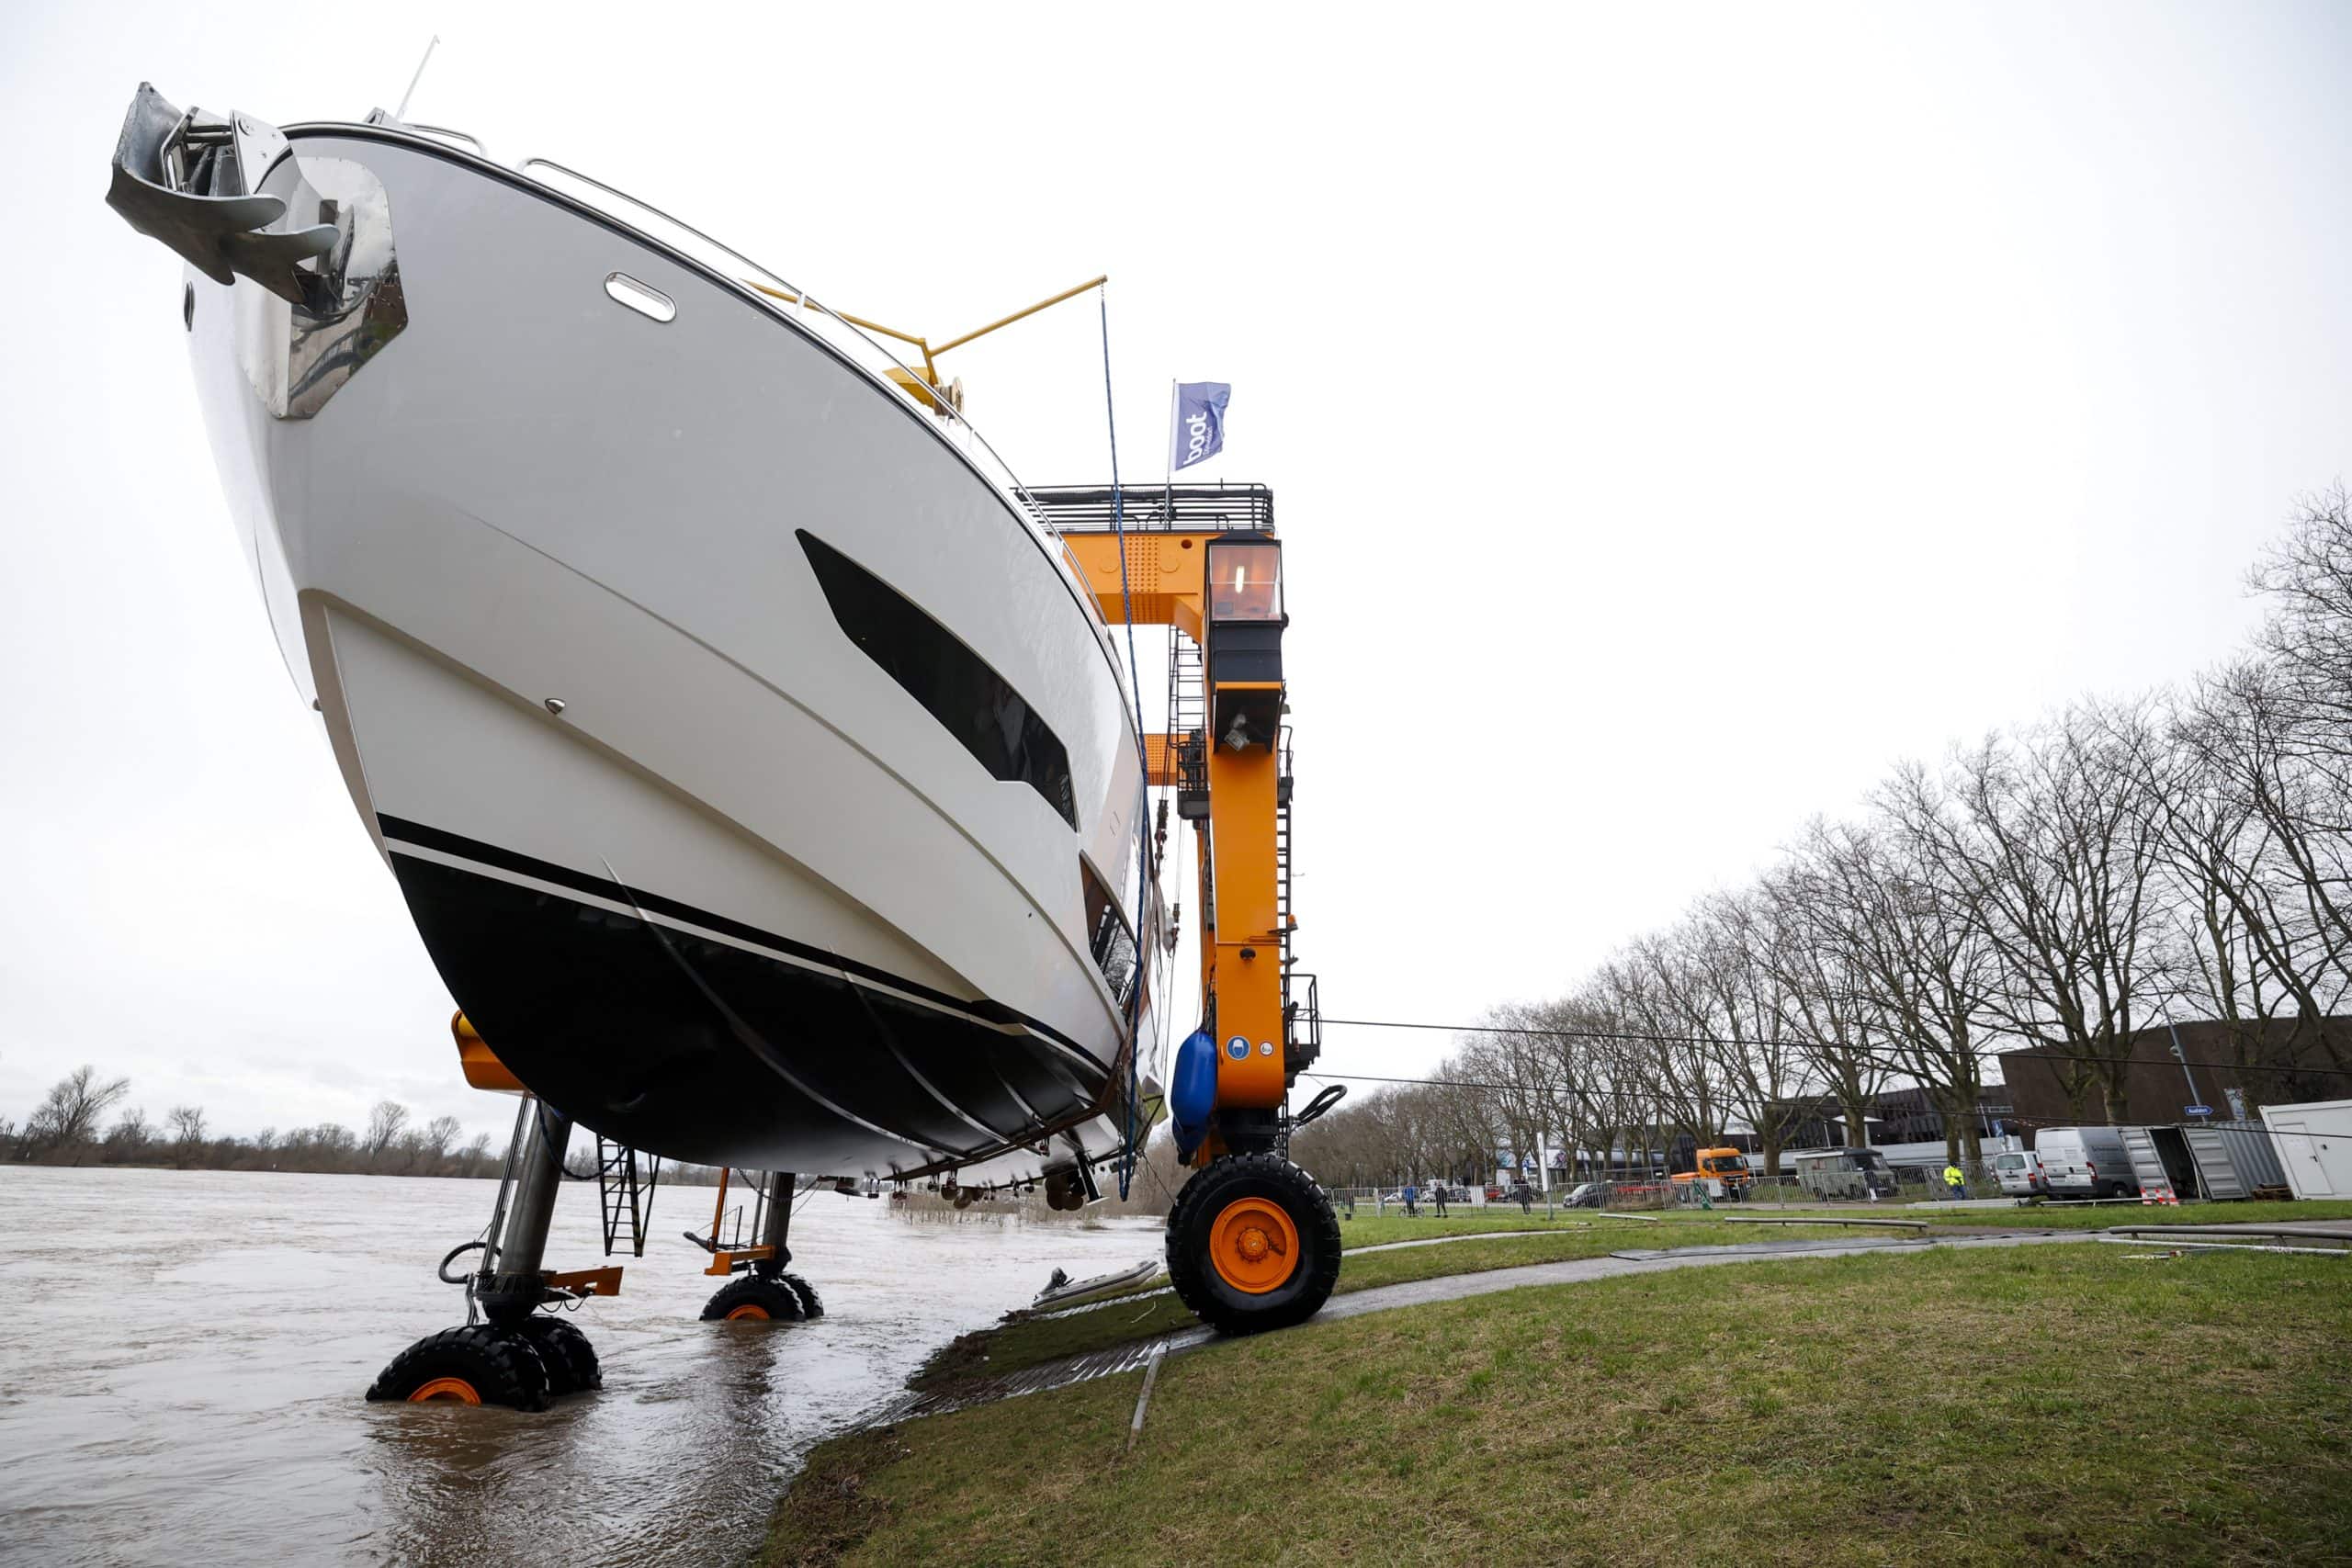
(394, 35), (442, 122)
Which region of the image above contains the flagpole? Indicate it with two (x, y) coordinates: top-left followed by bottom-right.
(1163, 379), (1178, 526)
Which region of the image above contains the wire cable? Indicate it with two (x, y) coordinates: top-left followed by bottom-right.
(1096, 282), (1155, 1201)
(1315, 1014), (2349, 1081)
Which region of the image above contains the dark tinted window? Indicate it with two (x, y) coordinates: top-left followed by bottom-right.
(1080, 857), (1137, 1007)
(798, 530), (1077, 829)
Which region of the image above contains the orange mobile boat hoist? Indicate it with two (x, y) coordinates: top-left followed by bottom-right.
(1052, 485), (1345, 1335)
(365, 484), (1343, 1409)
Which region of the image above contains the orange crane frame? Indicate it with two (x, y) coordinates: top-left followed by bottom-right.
(1061, 525), (1292, 1156)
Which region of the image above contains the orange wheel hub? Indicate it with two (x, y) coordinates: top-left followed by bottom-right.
(1208, 1196), (1300, 1294)
(725, 1304), (772, 1321)
(407, 1377), (481, 1404)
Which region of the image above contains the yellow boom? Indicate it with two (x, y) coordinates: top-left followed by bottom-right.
(742, 275), (1107, 414)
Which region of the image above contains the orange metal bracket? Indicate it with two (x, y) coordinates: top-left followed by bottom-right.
(702, 1246), (776, 1279)
(546, 1265), (623, 1298)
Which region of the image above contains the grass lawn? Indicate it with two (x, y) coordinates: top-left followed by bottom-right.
(1892, 1198), (2352, 1231)
(766, 1244), (2352, 1566)
(913, 1221), (1877, 1391)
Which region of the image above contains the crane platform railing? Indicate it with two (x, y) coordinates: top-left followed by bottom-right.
(1030, 483), (1274, 535)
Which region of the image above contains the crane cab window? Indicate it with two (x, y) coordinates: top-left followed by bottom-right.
(1205, 541), (1281, 622)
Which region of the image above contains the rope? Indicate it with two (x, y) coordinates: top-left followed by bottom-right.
(1097, 283), (1156, 1201)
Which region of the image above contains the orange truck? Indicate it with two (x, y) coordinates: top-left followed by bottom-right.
(1670, 1147), (1754, 1201)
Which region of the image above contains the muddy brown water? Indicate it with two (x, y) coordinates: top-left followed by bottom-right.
(0, 1166), (1161, 1566)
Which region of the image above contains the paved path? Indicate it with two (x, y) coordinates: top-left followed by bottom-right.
(871, 1229), (2084, 1425)
(1343, 1226), (1593, 1256)
(1036, 1225), (1605, 1322)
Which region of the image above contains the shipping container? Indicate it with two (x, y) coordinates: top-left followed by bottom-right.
(2181, 1123), (2288, 1201)
(2259, 1100), (2352, 1201)
(2117, 1125), (2199, 1202)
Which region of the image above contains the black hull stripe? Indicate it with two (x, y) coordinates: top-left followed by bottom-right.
(374, 813), (1102, 1066)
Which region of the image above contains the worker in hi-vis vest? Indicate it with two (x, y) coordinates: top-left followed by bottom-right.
(1942, 1163), (1966, 1201)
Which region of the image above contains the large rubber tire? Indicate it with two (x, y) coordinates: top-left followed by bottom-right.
(1165, 1154), (1341, 1337)
(779, 1272), (824, 1319)
(365, 1324), (552, 1411)
(515, 1316), (602, 1395)
(701, 1274), (807, 1322)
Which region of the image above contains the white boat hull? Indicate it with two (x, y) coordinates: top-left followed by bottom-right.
(176, 123), (1155, 1180)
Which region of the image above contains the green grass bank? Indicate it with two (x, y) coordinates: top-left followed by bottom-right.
(766, 1243), (2351, 1566)
(917, 1219), (1873, 1390)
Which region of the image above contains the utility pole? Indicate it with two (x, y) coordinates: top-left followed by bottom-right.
(2166, 1021), (2207, 1113)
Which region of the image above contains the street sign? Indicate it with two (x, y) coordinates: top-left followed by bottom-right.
(2184, 1104), (2213, 1118)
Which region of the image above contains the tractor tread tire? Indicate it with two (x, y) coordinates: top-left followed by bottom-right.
(702, 1274), (807, 1322)
(515, 1315), (602, 1396)
(365, 1323), (552, 1411)
(1164, 1153), (1341, 1337)
(780, 1272), (824, 1319)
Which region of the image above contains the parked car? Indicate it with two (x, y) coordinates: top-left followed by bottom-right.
(1991, 1149), (2050, 1199)
(1563, 1181), (1607, 1209)
(2035, 1127), (2141, 1199)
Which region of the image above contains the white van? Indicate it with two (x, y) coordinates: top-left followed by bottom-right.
(1790, 1147), (1899, 1201)
(1991, 1149), (2048, 1199)
(2034, 1127), (2140, 1199)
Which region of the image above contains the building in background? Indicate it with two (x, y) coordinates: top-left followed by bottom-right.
(1999, 1019), (2352, 1133)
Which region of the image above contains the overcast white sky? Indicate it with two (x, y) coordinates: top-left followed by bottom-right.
(5, 2), (2348, 1146)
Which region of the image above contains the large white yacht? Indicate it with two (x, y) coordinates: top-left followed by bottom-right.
(109, 85), (1159, 1191)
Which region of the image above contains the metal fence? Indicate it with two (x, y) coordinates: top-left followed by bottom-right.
(1321, 1157), (2085, 1217)
(1329, 1132), (2307, 1215)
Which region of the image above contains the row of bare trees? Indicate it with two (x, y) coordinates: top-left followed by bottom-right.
(5, 1066), (496, 1176)
(1295, 490), (2352, 1188)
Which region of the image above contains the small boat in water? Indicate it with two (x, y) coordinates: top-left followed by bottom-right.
(107, 85), (1159, 1196)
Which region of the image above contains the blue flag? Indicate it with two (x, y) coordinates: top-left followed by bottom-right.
(1170, 381), (1230, 472)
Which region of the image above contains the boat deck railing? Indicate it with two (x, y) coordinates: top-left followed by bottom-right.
(514, 158), (1083, 574)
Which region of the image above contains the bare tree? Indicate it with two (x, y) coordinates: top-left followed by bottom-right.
(421, 1114), (462, 1167)
(2144, 669), (2351, 1091)
(311, 1122), (359, 1168)
(2251, 485), (2352, 766)
(1808, 807), (2001, 1161)
(363, 1100), (411, 1168)
(1658, 891), (1815, 1176)
(166, 1105), (209, 1166)
(23, 1066), (132, 1162)
(1764, 840), (1891, 1148)
(1889, 709), (2167, 1127)
(106, 1106), (154, 1158)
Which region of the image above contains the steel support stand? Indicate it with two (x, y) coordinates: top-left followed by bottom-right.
(754, 1171), (795, 1277)
(478, 1101), (573, 1325)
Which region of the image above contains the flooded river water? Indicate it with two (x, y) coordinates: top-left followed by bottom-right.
(0, 1166), (1161, 1566)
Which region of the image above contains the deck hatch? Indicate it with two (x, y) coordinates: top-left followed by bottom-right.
(797, 530), (1078, 829)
